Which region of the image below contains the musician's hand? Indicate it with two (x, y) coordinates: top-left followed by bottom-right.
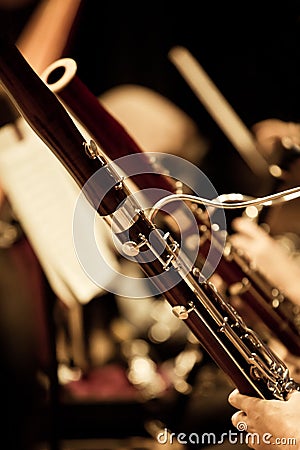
(230, 216), (291, 278)
(228, 388), (300, 450)
(230, 217), (300, 305)
(252, 119), (300, 158)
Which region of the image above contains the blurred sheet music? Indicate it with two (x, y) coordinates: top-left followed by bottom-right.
(0, 118), (120, 306)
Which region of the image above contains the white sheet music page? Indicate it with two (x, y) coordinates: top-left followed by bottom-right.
(0, 118), (120, 306)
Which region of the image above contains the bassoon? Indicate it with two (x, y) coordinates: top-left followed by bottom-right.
(0, 38), (299, 400)
(40, 57), (300, 357)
